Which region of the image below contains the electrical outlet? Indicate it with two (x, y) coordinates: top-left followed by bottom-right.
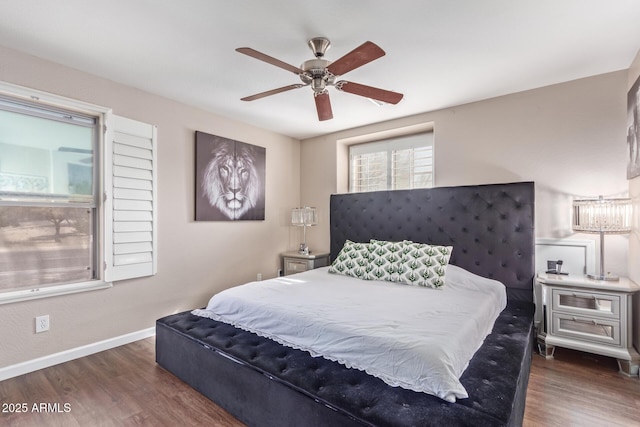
(35, 315), (49, 333)
(257, 273), (262, 281)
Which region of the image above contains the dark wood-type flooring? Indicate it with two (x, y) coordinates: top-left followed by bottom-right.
(1, 337), (638, 426)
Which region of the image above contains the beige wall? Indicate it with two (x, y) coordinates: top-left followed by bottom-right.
(0, 45), (301, 368)
(301, 71), (630, 277)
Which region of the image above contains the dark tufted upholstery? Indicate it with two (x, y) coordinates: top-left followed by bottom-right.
(156, 181), (536, 426)
(157, 302), (533, 427)
(330, 182), (535, 302)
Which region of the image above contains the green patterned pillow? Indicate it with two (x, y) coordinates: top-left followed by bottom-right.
(398, 241), (453, 288)
(328, 240), (372, 280)
(366, 239), (405, 282)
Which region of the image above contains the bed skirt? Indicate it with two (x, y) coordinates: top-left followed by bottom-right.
(156, 301), (534, 427)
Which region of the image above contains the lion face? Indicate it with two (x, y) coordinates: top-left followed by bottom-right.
(202, 142), (261, 219)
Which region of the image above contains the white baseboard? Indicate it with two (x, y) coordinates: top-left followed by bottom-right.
(0, 327), (156, 382)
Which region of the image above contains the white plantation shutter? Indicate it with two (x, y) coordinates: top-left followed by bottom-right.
(104, 114), (157, 282)
(350, 150), (388, 192)
(349, 132), (433, 193)
(391, 145), (433, 189)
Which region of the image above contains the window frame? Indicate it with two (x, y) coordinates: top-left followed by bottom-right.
(348, 131), (434, 193)
(0, 82), (111, 304)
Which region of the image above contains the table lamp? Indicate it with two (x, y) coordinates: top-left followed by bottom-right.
(291, 207), (317, 255)
(572, 195), (632, 281)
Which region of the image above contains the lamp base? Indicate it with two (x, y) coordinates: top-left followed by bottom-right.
(298, 243), (309, 255)
(587, 273), (619, 281)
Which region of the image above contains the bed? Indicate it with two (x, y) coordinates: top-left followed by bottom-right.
(156, 181), (535, 426)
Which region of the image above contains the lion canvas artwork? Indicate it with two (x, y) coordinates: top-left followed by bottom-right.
(195, 131), (266, 221)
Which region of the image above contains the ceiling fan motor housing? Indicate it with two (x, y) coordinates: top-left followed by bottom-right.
(300, 58), (334, 93)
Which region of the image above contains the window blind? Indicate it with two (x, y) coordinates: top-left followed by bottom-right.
(349, 132), (433, 193)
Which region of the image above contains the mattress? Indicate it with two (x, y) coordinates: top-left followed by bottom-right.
(192, 265), (507, 402)
(156, 300), (534, 427)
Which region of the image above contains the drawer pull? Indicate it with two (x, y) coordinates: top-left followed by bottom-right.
(566, 317), (613, 338)
(571, 316), (598, 326)
(570, 293), (596, 300)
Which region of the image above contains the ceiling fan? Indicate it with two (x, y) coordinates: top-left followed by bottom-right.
(236, 37), (404, 121)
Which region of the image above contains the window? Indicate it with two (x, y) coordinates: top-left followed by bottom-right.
(0, 83), (157, 303)
(349, 132), (433, 193)
(0, 96), (98, 291)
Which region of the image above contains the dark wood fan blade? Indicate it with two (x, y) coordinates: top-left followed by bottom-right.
(241, 84), (304, 101)
(336, 81), (403, 104)
(326, 41), (385, 76)
(236, 47), (303, 74)
(314, 92), (333, 121)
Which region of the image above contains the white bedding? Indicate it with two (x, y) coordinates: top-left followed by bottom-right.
(192, 265), (507, 402)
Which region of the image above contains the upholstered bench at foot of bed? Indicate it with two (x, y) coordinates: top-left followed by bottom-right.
(156, 301), (534, 427)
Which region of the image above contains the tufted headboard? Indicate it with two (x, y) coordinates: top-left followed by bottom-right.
(329, 181), (535, 302)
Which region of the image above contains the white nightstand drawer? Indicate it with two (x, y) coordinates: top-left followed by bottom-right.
(282, 251), (330, 276)
(551, 288), (620, 320)
(284, 259), (311, 274)
(550, 312), (621, 347)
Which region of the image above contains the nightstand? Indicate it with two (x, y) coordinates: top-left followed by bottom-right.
(281, 251), (330, 276)
(537, 272), (640, 376)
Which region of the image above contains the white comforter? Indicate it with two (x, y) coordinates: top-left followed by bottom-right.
(193, 265), (507, 402)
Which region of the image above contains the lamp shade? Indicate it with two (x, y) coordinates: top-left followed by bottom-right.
(291, 207), (318, 227)
(572, 196), (631, 234)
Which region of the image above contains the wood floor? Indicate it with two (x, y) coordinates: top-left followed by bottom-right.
(0, 337), (638, 426)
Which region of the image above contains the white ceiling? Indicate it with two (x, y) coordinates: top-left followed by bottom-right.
(1, 0), (640, 140)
